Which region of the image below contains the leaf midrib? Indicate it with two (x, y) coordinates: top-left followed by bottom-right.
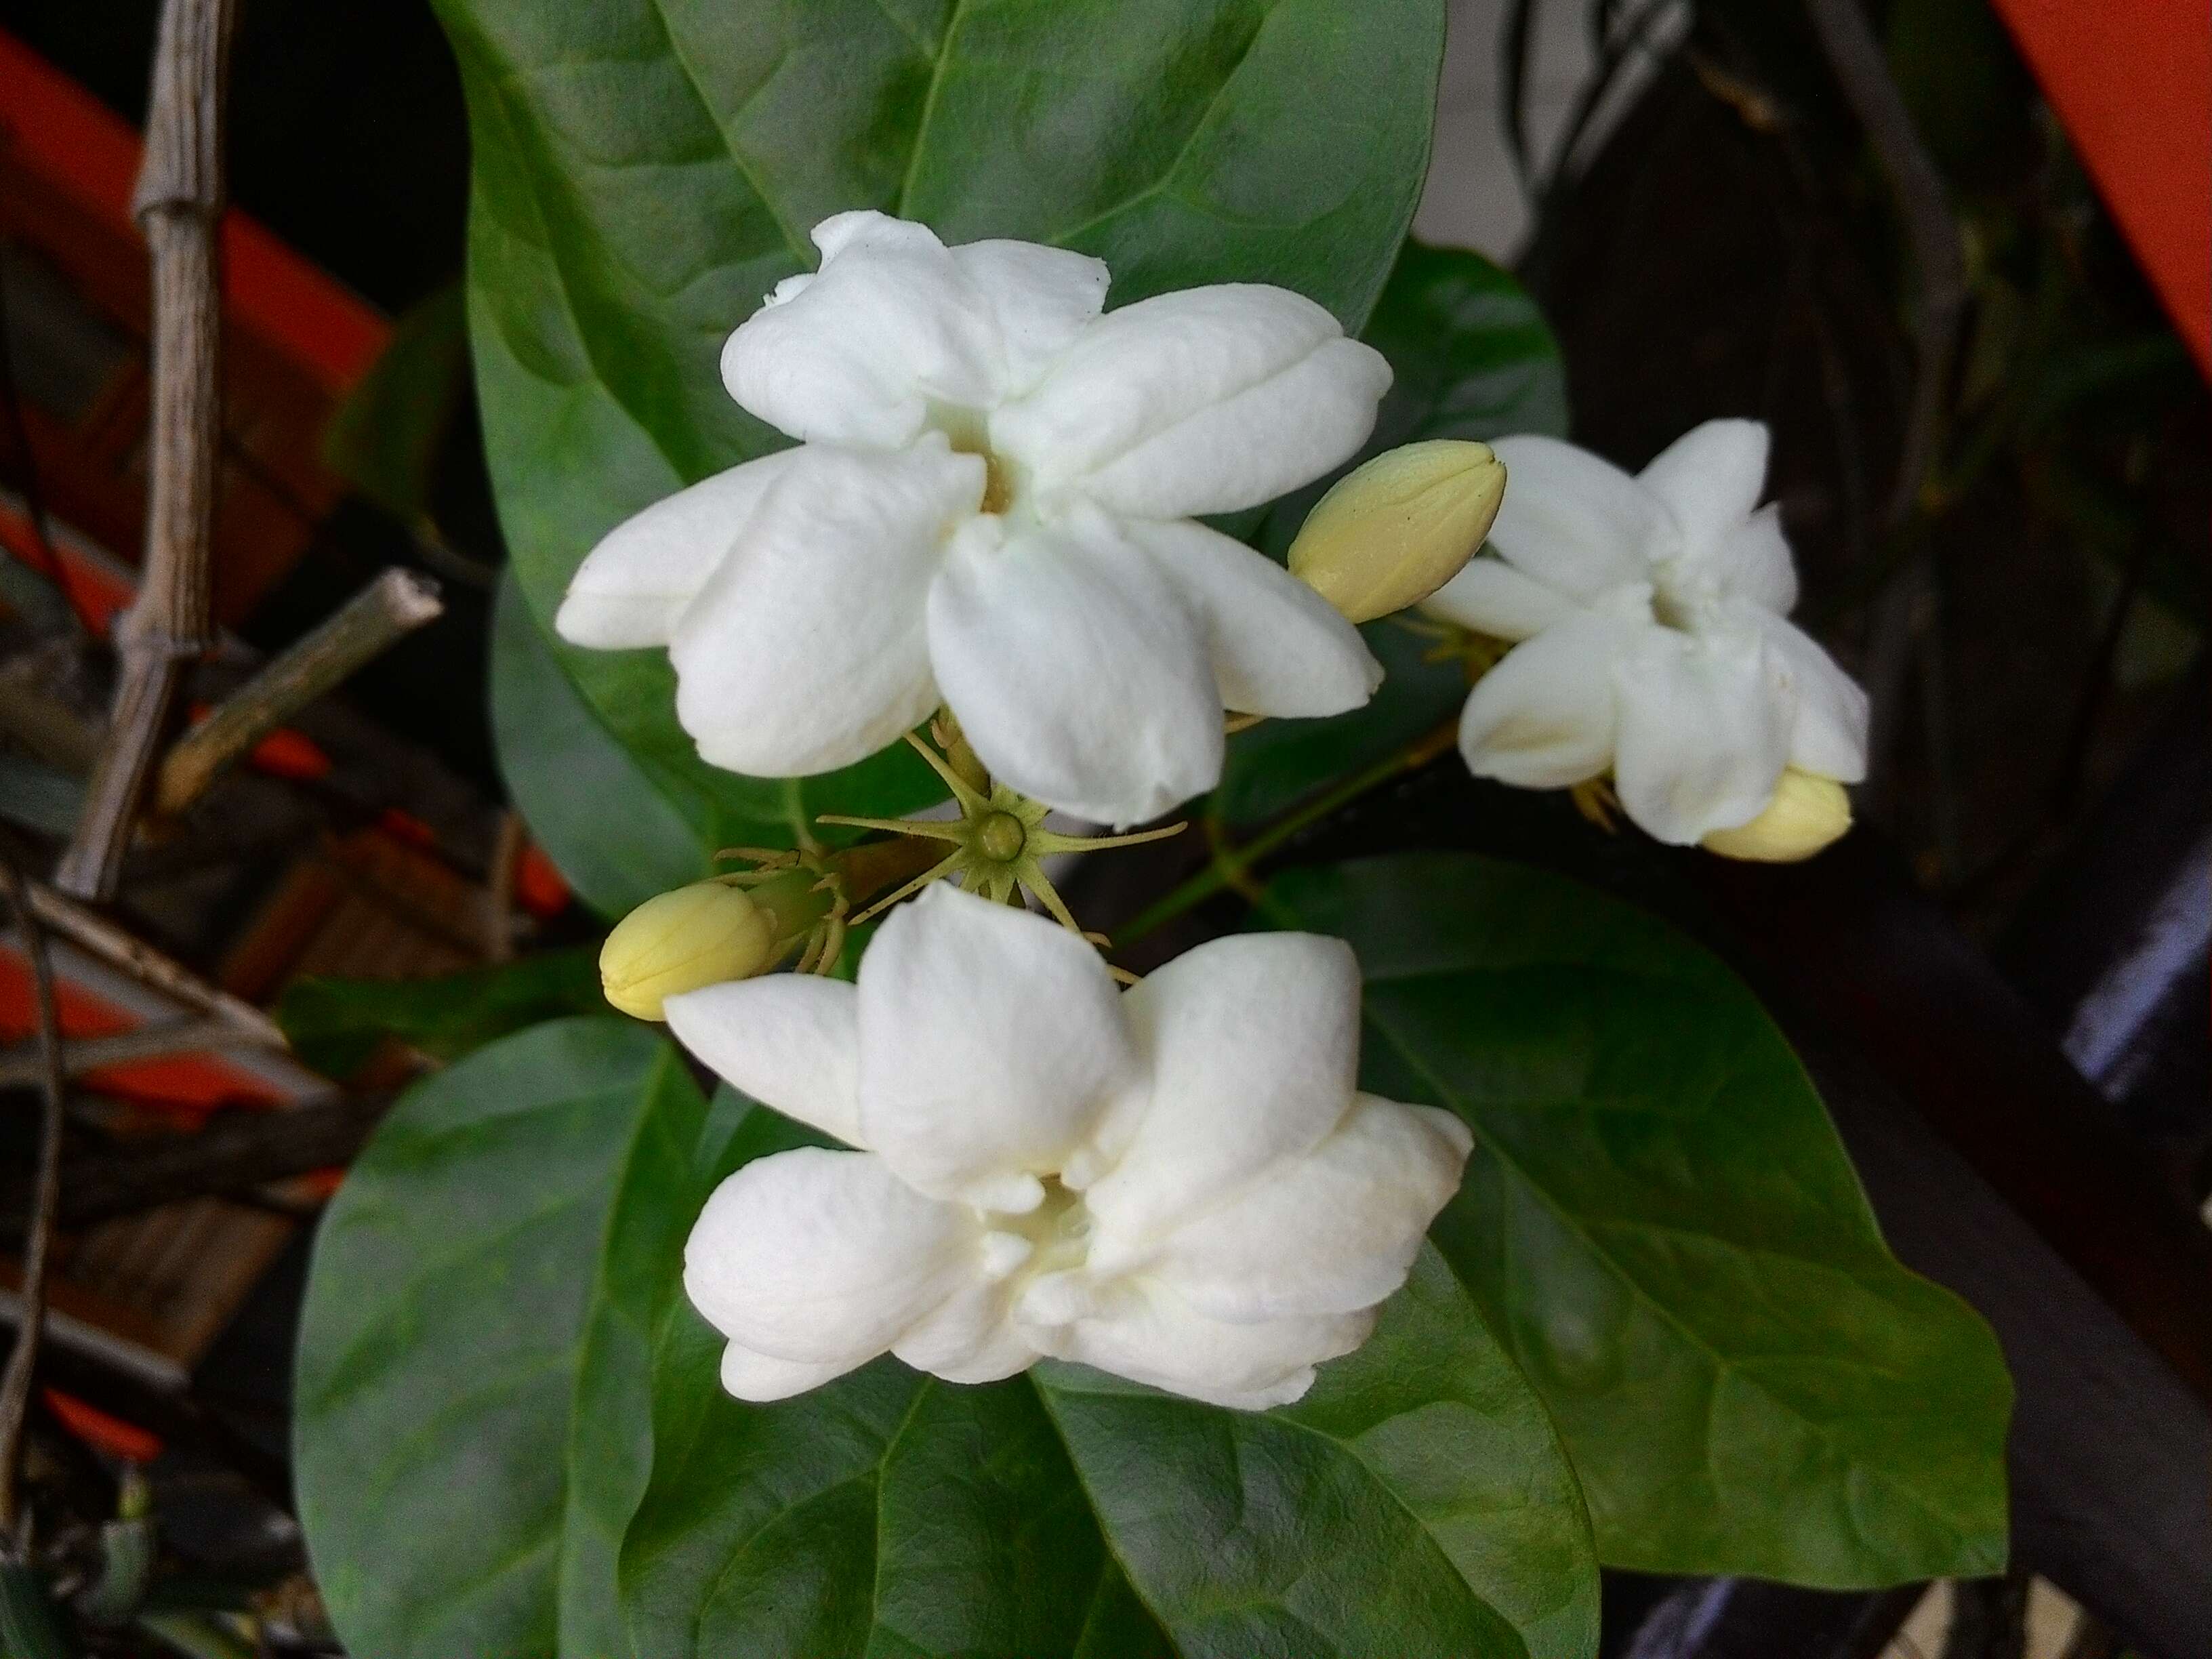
(642, 0), (812, 263)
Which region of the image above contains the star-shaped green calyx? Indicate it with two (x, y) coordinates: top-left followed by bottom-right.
(816, 716), (1185, 943)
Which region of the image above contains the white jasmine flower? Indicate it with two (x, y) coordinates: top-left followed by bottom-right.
(556, 210), (1391, 826)
(663, 883), (1470, 1410)
(1425, 419), (1870, 843)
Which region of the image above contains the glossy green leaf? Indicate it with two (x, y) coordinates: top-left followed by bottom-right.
(1263, 853), (2013, 1584)
(434, 0), (1447, 845)
(489, 571), (723, 919)
(1359, 239), (1570, 452)
(1036, 1245), (1599, 1659)
(1218, 241), (1568, 825)
(619, 1101), (1153, 1659)
(294, 1018), (709, 1659)
(276, 947), (606, 1078)
(620, 1109), (1595, 1659)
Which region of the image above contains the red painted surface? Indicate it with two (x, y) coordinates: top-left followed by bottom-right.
(184, 702), (335, 782)
(247, 725), (335, 781)
(1994, 0), (2212, 377)
(376, 806), (440, 850)
(516, 841), (573, 920)
(0, 945), (293, 1118)
(0, 499), (136, 636)
(0, 30), (390, 395)
(42, 1388), (165, 1465)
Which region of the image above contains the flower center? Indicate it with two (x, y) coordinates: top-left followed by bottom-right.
(1648, 556), (1727, 635)
(937, 410), (1017, 517)
(978, 451), (1014, 515)
(1650, 584), (1698, 632)
(975, 810), (1027, 863)
(993, 1175), (1094, 1273)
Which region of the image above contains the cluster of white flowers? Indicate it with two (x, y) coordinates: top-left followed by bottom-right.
(1427, 421), (1868, 846)
(563, 211), (1870, 1410)
(557, 210), (1388, 827)
(667, 885), (1469, 1408)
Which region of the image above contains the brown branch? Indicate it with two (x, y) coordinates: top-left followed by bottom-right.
(0, 854), (66, 1547)
(154, 567), (443, 817)
(53, 0), (237, 899)
(16, 878), (285, 1047)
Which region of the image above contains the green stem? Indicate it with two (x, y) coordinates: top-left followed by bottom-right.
(1115, 718), (1457, 947)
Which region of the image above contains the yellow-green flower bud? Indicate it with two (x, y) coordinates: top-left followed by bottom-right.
(1702, 770), (1853, 863)
(600, 880), (781, 1020)
(1288, 439), (1507, 624)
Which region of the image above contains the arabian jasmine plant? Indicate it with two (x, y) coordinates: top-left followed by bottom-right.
(291, 5), (2014, 1657)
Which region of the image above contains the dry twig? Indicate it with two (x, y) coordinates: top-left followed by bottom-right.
(16, 879), (283, 1046)
(155, 567), (443, 817)
(0, 853), (67, 1547)
(53, 0), (237, 898)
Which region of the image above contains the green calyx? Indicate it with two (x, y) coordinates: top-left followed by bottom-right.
(816, 718), (1185, 945)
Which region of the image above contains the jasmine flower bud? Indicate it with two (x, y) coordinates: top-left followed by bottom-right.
(1289, 440), (1505, 623)
(1702, 769), (1852, 862)
(599, 873), (819, 1020)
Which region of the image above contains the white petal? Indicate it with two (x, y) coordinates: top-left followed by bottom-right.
(556, 451), (801, 649)
(1025, 1279), (1374, 1410)
(992, 285), (1389, 518)
(663, 976), (863, 1147)
(1125, 519), (1380, 717)
(1611, 628), (1793, 842)
(1084, 933), (1362, 1262)
(669, 438), (981, 777)
(718, 1340), (859, 1403)
(683, 1148), (973, 1366)
(1146, 1096), (1470, 1320)
(951, 240), (1109, 396)
(1707, 504), (1799, 614)
(553, 451), (805, 655)
(892, 1274), (1040, 1385)
(1422, 554), (1576, 642)
(720, 211), (1006, 447)
(927, 510), (1222, 826)
(1637, 419), (1769, 554)
(1757, 612), (1870, 781)
(857, 884), (1138, 1210)
(1458, 609), (1638, 787)
(1489, 434), (1674, 598)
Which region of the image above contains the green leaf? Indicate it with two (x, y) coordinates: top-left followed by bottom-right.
(489, 571), (723, 918)
(320, 281), (470, 523)
(1210, 614), (1466, 827)
(1359, 239), (1570, 452)
(1262, 853), (2013, 1584)
(294, 1018), (709, 1659)
(620, 1102), (1151, 1659)
(1218, 241), (1568, 825)
(1036, 1246), (1599, 1659)
(619, 1109), (1596, 1659)
(276, 948), (607, 1077)
(434, 0), (1448, 844)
